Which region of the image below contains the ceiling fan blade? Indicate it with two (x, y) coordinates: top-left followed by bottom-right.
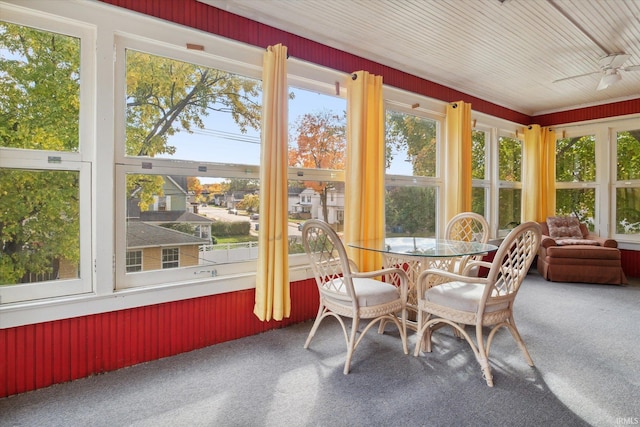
(622, 64), (640, 72)
(553, 70), (600, 83)
(599, 53), (630, 69)
(596, 70), (622, 91)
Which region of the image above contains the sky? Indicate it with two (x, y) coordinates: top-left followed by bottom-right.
(159, 86), (412, 180)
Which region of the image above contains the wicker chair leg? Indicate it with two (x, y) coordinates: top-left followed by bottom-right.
(304, 305), (326, 349)
(343, 317), (359, 374)
(507, 316), (534, 366)
(475, 324), (494, 387)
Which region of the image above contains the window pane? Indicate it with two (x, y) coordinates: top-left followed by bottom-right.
(0, 169), (80, 285)
(472, 130), (486, 179)
(498, 136), (521, 181)
(616, 187), (640, 235)
(288, 179), (343, 254)
(498, 188), (521, 230)
(0, 22), (80, 151)
(125, 174), (260, 273)
(617, 130), (640, 180)
(556, 135), (595, 182)
(385, 111), (437, 177)
(288, 87), (346, 171)
(125, 50), (261, 164)
(556, 188), (595, 229)
(385, 186), (437, 237)
(471, 187), (486, 216)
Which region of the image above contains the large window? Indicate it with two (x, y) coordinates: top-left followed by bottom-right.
(471, 128), (490, 218)
(615, 128), (640, 237)
(498, 135), (522, 235)
(115, 38), (263, 288)
(555, 133), (596, 228)
(385, 108), (440, 237)
(287, 85), (346, 244)
(0, 18), (93, 304)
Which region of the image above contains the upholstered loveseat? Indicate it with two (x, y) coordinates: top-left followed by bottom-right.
(537, 216), (627, 285)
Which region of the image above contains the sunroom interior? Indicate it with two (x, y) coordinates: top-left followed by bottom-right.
(1, 0), (640, 415)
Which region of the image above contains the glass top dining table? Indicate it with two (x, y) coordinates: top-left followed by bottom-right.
(347, 237), (499, 326)
(347, 237), (498, 258)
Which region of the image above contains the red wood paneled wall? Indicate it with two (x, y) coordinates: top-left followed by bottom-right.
(0, 279), (319, 398)
(621, 249), (640, 278)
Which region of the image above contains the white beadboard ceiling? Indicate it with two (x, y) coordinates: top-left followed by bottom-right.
(199, 0), (640, 116)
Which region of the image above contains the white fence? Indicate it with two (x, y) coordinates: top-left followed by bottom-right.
(200, 242), (259, 263)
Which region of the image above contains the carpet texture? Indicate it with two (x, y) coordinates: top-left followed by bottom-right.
(1, 271), (639, 427)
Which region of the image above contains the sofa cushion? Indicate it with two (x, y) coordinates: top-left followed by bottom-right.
(544, 245), (621, 260)
(546, 216), (583, 239)
(555, 238), (599, 246)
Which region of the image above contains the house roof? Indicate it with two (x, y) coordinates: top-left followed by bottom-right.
(127, 221), (210, 249)
(139, 210), (215, 223)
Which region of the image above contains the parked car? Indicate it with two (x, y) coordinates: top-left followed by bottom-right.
(250, 213), (259, 220)
(228, 208), (238, 215)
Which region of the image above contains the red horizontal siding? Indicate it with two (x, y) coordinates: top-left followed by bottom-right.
(533, 98), (640, 127)
(0, 279), (319, 398)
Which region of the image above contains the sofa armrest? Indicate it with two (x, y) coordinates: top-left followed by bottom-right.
(540, 235), (557, 248)
(585, 233), (618, 248)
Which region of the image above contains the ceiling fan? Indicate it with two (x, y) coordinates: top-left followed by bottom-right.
(553, 53), (640, 90)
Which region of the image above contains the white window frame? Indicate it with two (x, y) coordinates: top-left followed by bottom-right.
(0, 7), (95, 305)
(611, 119), (640, 243)
(383, 89), (446, 236)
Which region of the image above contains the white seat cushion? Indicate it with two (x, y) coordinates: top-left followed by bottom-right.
(324, 277), (399, 307)
(352, 278), (400, 306)
(425, 281), (508, 313)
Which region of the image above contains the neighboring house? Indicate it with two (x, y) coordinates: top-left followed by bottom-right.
(138, 210), (215, 243)
(290, 183), (345, 227)
(126, 221), (209, 272)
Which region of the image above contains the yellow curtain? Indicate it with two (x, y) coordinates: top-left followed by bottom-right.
(523, 125), (556, 222)
(444, 101), (472, 223)
(344, 71), (385, 272)
(254, 44), (290, 321)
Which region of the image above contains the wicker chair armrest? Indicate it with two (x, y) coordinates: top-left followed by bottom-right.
(416, 268), (488, 300)
(461, 260), (492, 275)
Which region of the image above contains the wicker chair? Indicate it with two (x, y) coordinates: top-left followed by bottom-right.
(445, 212), (490, 275)
(413, 221), (541, 386)
(302, 219), (409, 374)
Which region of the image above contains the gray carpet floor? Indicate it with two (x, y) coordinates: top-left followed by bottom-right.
(1, 271), (639, 427)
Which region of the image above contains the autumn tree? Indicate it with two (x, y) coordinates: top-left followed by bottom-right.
(238, 193), (259, 213)
(289, 110), (346, 222)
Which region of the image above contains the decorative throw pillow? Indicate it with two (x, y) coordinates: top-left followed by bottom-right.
(546, 216), (583, 239)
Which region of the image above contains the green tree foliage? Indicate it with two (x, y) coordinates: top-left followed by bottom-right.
(385, 111), (436, 176)
(124, 51), (261, 211)
(1, 23), (81, 284)
(615, 130), (640, 233)
(555, 135), (596, 225)
(385, 186), (436, 236)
